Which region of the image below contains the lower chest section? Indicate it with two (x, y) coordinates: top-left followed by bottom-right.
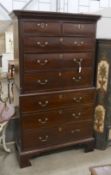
(20, 88), (95, 151)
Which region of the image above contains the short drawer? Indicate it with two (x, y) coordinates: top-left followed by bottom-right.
(24, 52), (93, 71)
(21, 105), (94, 129)
(20, 88), (96, 113)
(22, 121), (93, 150)
(23, 37), (95, 53)
(63, 22), (96, 36)
(22, 21), (61, 35)
(23, 68), (93, 92)
(62, 37), (95, 51)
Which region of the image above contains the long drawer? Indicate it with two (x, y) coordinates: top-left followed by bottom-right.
(23, 37), (95, 53)
(21, 105), (94, 129)
(22, 121), (93, 150)
(23, 68), (93, 92)
(20, 89), (96, 113)
(24, 52), (93, 71)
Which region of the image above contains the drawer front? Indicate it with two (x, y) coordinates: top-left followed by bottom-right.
(24, 52), (93, 71)
(20, 89), (96, 112)
(24, 36), (61, 53)
(62, 37), (95, 51)
(23, 37), (95, 53)
(63, 23), (95, 36)
(22, 21), (61, 35)
(65, 68), (93, 88)
(23, 68), (93, 92)
(22, 121), (93, 150)
(21, 105), (94, 129)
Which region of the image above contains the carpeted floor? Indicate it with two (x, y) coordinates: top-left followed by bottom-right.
(0, 144), (111, 175)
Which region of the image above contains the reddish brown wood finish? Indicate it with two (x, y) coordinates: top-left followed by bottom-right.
(23, 68), (93, 92)
(22, 21), (61, 35)
(21, 105), (94, 129)
(24, 52), (93, 71)
(23, 36), (95, 53)
(63, 23), (96, 36)
(11, 10), (100, 168)
(22, 121), (93, 150)
(20, 89), (96, 112)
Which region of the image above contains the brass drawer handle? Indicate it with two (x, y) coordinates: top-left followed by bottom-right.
(38, 117), (48, 124)
(80, 41), (84, 45)
(58, 110), (63, 114)
(58, 127), (62, 132)
(72, 112), (81, 119)
(36, 41), (48, 47)
(59, 37), (63, 43)
(36, 23), (48, 29)
(73, 58), (83, 73)
(72, 76), (82, 82)
(71, 129), (80, 134)
(38, 100), (48, 107)
(37, 59), (48, 66)
(59, 54), (63, 59)
(73, 97), (83, 103)
(38, 135), (48, 142)
(74, 41), (84, 46)
(73, 58), (83, 62)
(37, 79), (48, 85)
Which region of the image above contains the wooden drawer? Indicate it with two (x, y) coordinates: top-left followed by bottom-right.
(22, 121), (93, 150)
(62, 37), (95, 51)
(24, 52), (93, 71)
(23, 36), (95, 53)
(21, 105), (94, 129)
(22, 21), (61, 35)
(20, 88), (96, 113)
(63, 22), (95, 36)
(23, 68), (93, 92)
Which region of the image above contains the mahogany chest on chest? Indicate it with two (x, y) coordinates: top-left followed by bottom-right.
(11, 10), (100, 168)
